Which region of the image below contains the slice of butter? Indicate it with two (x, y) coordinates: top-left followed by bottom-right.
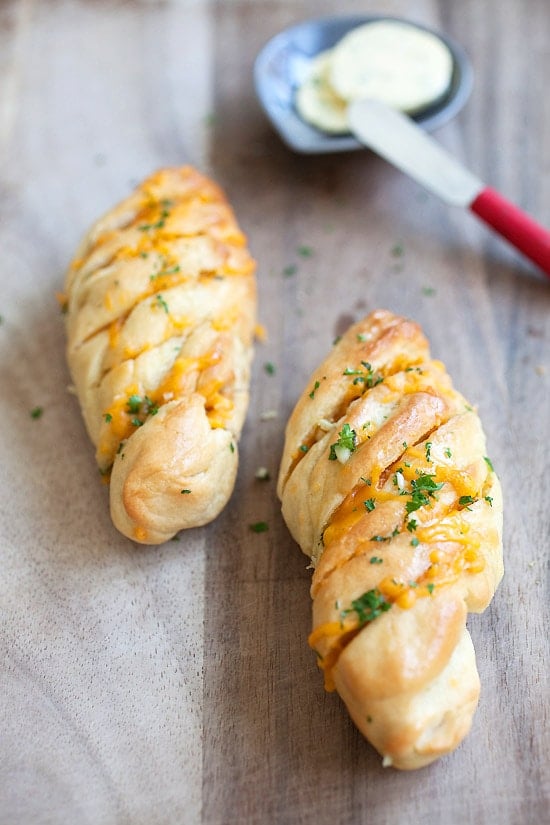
(329, 20), (453, 115)
(295, 50), (349, 135)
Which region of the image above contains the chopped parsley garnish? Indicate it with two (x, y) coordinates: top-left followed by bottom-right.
(364, 498), (376, 512)
(410, 537), (420, 547)
(264, 362), (276, 375)
(297, 245), (313, 258)
(341, 589), (391, 626)
(484, 456), (494, 472)
(283, 264), (297, 277)
(126, 395), (158, 424)
(370, 535), (390, 542)
(426, 583), (435, 594)
(127, 395), (142, 413)
(459, 495), (475, 507)
(370, 556), (383, 565)
(391, 242), (404, 258)
(329, 423), (357, 462)
(407, 519), (417, 532)
(150, 264), (180, 281)
(309, 380), (320, 399)
(422, 285), (436, 296)
(357, 333), (367, 342)
(180, 489), (191, 494)
(444, 447), (452, 459)
(299, 444), (309, 453)
(405, 475), (444, 514)
(104, 413), (113, 423)
(332, 335), (342, 345)
(154, 294), (169, 313)
(249, 521), (268, 533)
(361, 476), (372, 486)
(139, 208), (170, 232)
(30, 406), (43, 419)
(343, 361), (383, 389)
(229, 442), (235, 453)
(425, 442), (432, 462)
(484, 496), (493, 506)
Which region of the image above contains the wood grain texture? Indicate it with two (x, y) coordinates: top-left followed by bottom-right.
(0, 0), (548, 823)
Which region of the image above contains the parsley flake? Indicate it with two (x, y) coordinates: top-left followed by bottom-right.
(180, 489), (191, 494)
(341, 589), (391, 626)
(405, 475), (444, 514)
(484, 456), (494, 472)
(30, 406), (43, 419)
(459, 495), (475, 507)
(104, 413), (113, 423)
(250, 521), (268, 533)
(154, 294), (169, 313)
(410, 537), (420, 547)
(264, 362), (276, 376)
(364, 498), (376, 512)
(343, 361), (383, 389)
(309, 380), (320, 399)
(283, 264), (297, 277)
(370, 556), (383, 565)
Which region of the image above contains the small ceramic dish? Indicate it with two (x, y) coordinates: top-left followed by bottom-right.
(254, 14), (473, 154)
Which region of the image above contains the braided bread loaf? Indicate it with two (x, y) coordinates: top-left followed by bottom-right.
(65, 167), (256, 544)
(277, 310), (503, 770)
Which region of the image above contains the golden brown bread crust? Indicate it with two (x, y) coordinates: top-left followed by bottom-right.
(65, 167), (256, 544)
(277, 310), (503, 769)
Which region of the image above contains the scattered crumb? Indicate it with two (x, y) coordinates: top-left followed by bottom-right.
(254, 323), (267, 342)
(260, 409), (277, 421)
(255, 466), (270, 481)
(535, 364), (546, 376)
(382, 755), (393, 768)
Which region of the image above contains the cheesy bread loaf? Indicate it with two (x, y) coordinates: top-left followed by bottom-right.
(277, 310), (503, 770)
(65, 167), (256, 544)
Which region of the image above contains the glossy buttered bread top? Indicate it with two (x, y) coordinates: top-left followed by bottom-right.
(278, 310), (503, 770)
(65, 167), (256, 544)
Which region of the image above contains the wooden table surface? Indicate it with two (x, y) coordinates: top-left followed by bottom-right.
(1, 0), (549, 823)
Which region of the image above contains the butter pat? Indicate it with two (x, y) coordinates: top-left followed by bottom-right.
(295, 20), (454, 134)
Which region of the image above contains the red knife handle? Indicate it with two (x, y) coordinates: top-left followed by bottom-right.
(470, 187), (550, 278)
